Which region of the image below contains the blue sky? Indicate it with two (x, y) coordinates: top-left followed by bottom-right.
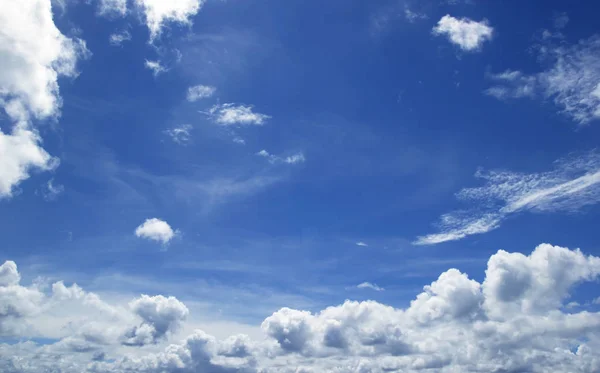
(2, 0), (600, 372)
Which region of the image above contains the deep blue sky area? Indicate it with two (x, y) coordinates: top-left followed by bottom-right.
(2, 0), (600, 323)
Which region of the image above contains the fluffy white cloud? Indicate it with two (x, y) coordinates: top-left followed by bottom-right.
(134, 0), (205, 41)
(433, 15), (493, 51)
(0, 0), (87, 198)
(109, 30), (132, 46)
(164, 124), (192, 144)
(0, 124), (59, 198)
(186, 85), (216, 101)
(356, 282), (384, 292)
(415, 151), (600, 244)
(486, 35), (600, 124)
(210, 103), (271, 126)
(256, 149), (306, 165)
(2, 243), (600, 372)
(98, 0), (128, 17)
(144, 60), (168, 76)
(135, 218), (177, 244)
(122, 295), (189, 346)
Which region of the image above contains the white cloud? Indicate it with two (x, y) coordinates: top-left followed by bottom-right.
(144, 60), (167, 76)
(356, 242), (368, 247)
(0, 0), (89, 121)
(232, 137), (246, 145)
(404, 8), (427, 23)
(256, 149), (305, 165)
(40, 178), (65, 201)
(0, 0), (87, 198)
(135, 218), (176, 244)
(433, 15), (493, 51)
(356, 282), (385, 292)
(0, 124), (59, 199)
(209, 103), (271, 126)
(186, 85), (216, 101)
(486, 35), (600, 124)
(164, 124), (192, 144)
(109, 30), (132, 46)
(98, 0), (128, 17)
(415, 152), (600, 244)
(134, 0), (205, 41)
(3, 243), (600, 371)
(122, 295), (189, 346)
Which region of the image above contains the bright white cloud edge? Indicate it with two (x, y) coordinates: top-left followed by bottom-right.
(134, 218), (177, 244)
(432, 15), (493, 51)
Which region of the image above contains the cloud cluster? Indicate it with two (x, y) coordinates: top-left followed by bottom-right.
(186, 85), (216, 101)
(2, 243), (600, 372)
(164, 124), (193, 144)
(135, 218), (177, 244)
(486, 34), (600, 124)
(433, 15), (493, 51)
(122, 295), (189, 346)
(0, 0), (88, 198)
(416, 151), (600, 244)
(256, 149), (306, 165)
(209, 103), (271, 126)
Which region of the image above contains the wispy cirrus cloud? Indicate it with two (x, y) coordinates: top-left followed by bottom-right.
(256, 149), (305, 165)
(186, 85), (216, 101)
(356, 282), (385, 291)
(164, 124), (192, 144)
(486, 34), (600, 124)
(415, 151), (600, 245)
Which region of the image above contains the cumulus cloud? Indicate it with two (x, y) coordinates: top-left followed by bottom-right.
(144, 60), (168, 76)
(186, 85), (216, 101)
(486, 34), (600, 124)
(122, 295), (189, 346)
(356, 282), (385, 292)
(0, 124), (59, 198)
(134, 0), (205, 41)
(109, 30), (132, 46)
(415, 151), (600, 244)
(2, 243), (600, 372)
(209, 103), (271, 126)
(135, 218), (177, 244)
(433, 15), (493, 51)
(98, 0), (128, 17)
(0, 0), (87, 198)
(256, 149), (306, 165)
(164, 124), (192, 144)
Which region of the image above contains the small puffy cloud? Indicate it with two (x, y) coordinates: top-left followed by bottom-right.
(486, 35), (600, 124)
(356, 242), (368, 247)
(122, 295), (189, 346)
(134, 0), (205, 41)
(98, 0), (128, 17)
(109, 30), (132, 46)
(186, 85), (216, 101)
(210, 103), (271, 126)
(356, 282), (385, 292)
(433, 15), (493, 51)
(256, 149), (306, 165)
(144, 60), (168, 76)
(135, 218), (176, 244)
(164, 124), (192, 144)
(416, 151), (600, 244)
(0, 124), (59, 199)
